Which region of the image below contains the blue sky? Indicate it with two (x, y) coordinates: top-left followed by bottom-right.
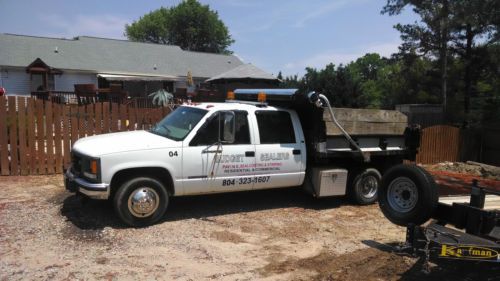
(0, 0), (418, 76)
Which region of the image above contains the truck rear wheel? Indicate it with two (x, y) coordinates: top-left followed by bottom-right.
(378, 164), (438, 226)
(350, 168), (381, 205)
(113, 177), (169, 227)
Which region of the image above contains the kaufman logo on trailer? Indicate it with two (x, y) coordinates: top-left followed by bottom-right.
(439, 244), (500, 261)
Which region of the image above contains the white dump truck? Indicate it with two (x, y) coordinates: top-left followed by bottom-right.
(65, 89), (422, 226)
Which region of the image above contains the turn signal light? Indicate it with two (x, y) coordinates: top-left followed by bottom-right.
(257, 92), (266, 103)
(227, 91), (235, 100)
(90, 159), (98, 174)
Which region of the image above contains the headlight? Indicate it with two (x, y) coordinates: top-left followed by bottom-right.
(83, 159), (99, 180)
(71, 151), (101, 182)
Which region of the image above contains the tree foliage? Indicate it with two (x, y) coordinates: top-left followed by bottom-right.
(125, 0), (234, 54)
(280, 1), (499, 127)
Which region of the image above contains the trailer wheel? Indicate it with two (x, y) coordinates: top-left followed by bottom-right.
(114, 177), (169, 227)
(378, 164), (438, 226)
(350, 168), (381, 205)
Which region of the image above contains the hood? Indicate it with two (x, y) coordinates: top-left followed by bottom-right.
(72, 130), (179, 157)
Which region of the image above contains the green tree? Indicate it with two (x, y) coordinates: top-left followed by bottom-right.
(125, 0), (234, 54)
(382, 0), (452, 109)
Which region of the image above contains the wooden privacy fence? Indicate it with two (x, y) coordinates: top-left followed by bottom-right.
(416, 125), (461, 164)
(0, 96), (171, 176)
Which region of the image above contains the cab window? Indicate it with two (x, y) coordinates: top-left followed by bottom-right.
(255, 111), (296, 144)
(190, 111), (250, 146)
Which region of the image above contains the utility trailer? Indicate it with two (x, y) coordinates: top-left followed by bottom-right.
(405, 181), (500, 263)
(377, 163), (500, 263)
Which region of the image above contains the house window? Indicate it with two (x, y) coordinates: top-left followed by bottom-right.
(30, 73), (55, 91)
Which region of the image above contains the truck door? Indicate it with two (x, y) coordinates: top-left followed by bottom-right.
(253, 110), (305, 189)
(182, 110), (255, 194)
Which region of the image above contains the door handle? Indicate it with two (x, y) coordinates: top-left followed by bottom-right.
(292, 149), (301, 155)
(202, 149), (223, 154)
(245, 151), (255, 157)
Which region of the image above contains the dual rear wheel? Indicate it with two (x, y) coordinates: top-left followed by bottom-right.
(349, 164), (439, 226)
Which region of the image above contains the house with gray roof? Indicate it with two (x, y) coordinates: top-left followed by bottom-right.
(0, 33), (275, 98)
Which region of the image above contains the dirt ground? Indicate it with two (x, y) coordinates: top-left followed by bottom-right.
(1, 174), (499, 281)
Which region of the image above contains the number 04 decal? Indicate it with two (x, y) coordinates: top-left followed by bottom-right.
(169, 151), (178, 157)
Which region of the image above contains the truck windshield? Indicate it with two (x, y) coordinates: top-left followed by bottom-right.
(150, 106), (208, 141)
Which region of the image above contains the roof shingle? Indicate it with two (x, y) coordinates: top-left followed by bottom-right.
(0, 33), (244, 78)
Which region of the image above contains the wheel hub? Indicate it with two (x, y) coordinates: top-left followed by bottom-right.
(128, 187), (160, 218)
(387, 177), (418, 213)
(360, 175), (378, 199)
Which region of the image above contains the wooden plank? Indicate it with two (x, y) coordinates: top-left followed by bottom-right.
(78, 105), (85, 139)
(45, 101), (55, 174)
(324, 108), (407, 136)
(53, 103), (63, 174)
(0, 96), (9, 175)
(18, 98), (28, 175)
(87, 104), (95, 137)
(119, 104), (127, 131)
(8, 96), (19, 175)
(324, 108), (408, 123)
(27, 98), (36, 174)
(70, 106), (78, 145)
(102, 102), (110, 133)
(62, 105), (71, 169)
(111, 103), (119, 132)
(95, 102), (102, 135)
(35, 99), (46, 174)
(128, 105), (137, 131)
(325, 121), (407, 136)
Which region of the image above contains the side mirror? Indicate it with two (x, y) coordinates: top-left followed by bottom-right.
(220, 111), (235, 144)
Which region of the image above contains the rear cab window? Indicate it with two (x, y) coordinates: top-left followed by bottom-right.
(255, 110), (296, 144)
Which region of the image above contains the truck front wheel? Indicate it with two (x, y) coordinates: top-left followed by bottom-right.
(113, 177), (169, 227)
(350, 168), (381, 205)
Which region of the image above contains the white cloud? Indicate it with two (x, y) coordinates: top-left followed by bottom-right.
(39, 14), (128, 39)
(293, 0), (350, 28)
(282, 42), (401, 76)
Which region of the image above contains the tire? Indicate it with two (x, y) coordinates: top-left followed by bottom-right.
(350, 168), (381, 205)
(378, 164), (438, 226)
(113, 177), (169, 227)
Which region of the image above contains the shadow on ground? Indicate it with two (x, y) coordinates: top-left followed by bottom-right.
(61, 187), (347, 230)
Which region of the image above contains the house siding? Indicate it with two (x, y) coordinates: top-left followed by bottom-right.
(55, 72), (97, 91)
(0, 68), (30, 96)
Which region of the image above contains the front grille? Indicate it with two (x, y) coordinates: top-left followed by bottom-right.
(71, 152), (82, 176)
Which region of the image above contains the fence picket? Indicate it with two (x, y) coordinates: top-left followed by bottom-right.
(18, 98), (28, 175)
(111, 103), (119, 132)
(27, 98), (36, 174)
(62, 105), (71, 169)
(102, 102), (110, 133)
(0, 96), (9, 175)
(35, 99), (46, 174)
(8, 97), (19, 175)
(53, 104), (63, 173)
(87, 104), (95, 137)
(119, 104), (127, 131)
(45, 101), (55, 174)
(95, 103), (102, 134)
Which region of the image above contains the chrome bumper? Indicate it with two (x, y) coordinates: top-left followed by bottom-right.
(64, 166), (110, 200)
